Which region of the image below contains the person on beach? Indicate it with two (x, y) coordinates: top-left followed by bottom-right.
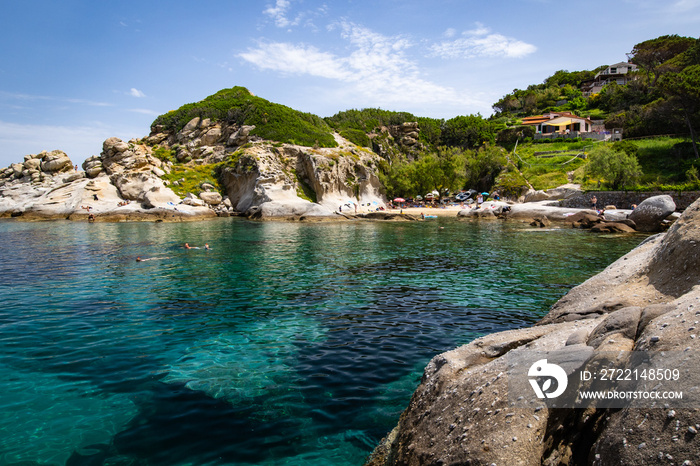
(590, 195), (597, 211)
(476, 194), (483, 209)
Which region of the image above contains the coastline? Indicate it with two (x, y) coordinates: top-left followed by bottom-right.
(366, 196), (700, 465)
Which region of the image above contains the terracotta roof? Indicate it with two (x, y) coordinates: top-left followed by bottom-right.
(521, 112), (588, 126)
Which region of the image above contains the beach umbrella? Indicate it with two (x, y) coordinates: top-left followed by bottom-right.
(481, 192), (489, 195)
(393, 197), (405, 203)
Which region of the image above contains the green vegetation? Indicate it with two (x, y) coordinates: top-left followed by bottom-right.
(161, 163), (223, 197)
(379, 145), (507, 198)
(152, 146), (176, 163)
(152, 86), (337, 148)
(508, 140), (589, 190)
(152, 34), (700, 200)
(294, 173), (317, 203)
(325, 108), (444, 148)
(584, 144), (642, 190)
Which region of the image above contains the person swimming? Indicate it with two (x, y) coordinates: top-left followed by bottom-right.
(136, 256), (169, 262)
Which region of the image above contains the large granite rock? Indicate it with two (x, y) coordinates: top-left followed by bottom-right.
(40, 150), (73, 173)
(368, 196), (700, 466)
(198, 191), (223, 206)
(0, 140), (214, 221)
(628, 194), (676, 232)
(218, 138), (386, 219)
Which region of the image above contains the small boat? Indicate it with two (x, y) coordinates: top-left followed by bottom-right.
(423, 215), (437, 219)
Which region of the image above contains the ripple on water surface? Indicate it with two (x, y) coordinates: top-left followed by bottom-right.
(0, 218), (645, 465)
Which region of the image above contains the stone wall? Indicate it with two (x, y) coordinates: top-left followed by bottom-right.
(559, 190), (700, 211)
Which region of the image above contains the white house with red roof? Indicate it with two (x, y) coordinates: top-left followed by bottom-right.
(522, 111), (593, 135)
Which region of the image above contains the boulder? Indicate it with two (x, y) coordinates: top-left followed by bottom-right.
(628, 194), (675, 232)
(530, 215), (551, 227)
(11, 163), (24, 177)
(569, 211), (602, 229)
(103, 137), (129, 154)
(181, 117), (201, 135)
(201, 126), (222, 146)
(40, 150), (73, 173)
(183, 193), (206, 207)
(590, 221), (637, 233)
(645, 197), (700, 297)
(82, 156), (104, 178)
(23, 158), (41, 171)
(142, 187), (181, 208)
(199, 191), (222, 206)
(523, 189), (550, 202)
(545, 183), (582, 199)
(110, 171), (172, 202)
(228, 125), (255, 146)
(457, 207), (496, 219)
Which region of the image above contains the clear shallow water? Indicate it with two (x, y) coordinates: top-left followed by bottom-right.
(0, 218), (644, 465)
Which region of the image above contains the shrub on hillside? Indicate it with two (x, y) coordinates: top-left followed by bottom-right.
(152, 87), (337, 148)
(584, 144), (643, 189)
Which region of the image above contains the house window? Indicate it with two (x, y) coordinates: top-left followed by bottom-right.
(610, 67), (617, 73)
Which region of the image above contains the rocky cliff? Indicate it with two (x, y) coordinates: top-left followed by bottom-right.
(0, 139), (215, 221)
(368, 196), (700, 465)
(146, 115), (387, 219)
(0, 119), (388, 221)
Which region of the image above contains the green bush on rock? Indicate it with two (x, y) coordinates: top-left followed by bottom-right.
(152, 87), (337, 148)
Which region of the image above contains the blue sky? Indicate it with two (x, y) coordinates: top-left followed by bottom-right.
(1, 0), (699, 167)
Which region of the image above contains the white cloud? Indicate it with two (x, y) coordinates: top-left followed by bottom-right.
(129, 88), (146, 98)
(239, 21), (484, 112)
(431, 24), (537, 59)
(264, 0), (300, 28)
(0, 91), (112, 107)
(128, 108), (160, 116)
(465, 22), (491, 36)
(239, 42), (351, 79)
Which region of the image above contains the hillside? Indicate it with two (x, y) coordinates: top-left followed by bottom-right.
(152, 86), (338, 148)
(142, 33), (699, 205)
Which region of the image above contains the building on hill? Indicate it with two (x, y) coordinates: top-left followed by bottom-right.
(522, 112), (603, 139)
(582, 62), (639, 96)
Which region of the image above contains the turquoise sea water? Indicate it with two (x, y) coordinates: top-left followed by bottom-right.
(0, 218), (644, 465)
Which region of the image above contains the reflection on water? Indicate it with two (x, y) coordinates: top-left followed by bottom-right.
(0, 218), (644, 465)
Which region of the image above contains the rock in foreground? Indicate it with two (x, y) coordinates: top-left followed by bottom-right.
(368, 196), (700, 466)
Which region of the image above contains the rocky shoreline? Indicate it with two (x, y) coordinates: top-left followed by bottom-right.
(366, 196), (700, 465)
(0, 122), (682, 229)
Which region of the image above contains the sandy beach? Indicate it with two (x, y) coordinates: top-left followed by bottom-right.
(385, 205), (466, 217)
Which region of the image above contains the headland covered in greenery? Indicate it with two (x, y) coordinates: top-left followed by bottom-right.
(148, 34), (700, 202)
